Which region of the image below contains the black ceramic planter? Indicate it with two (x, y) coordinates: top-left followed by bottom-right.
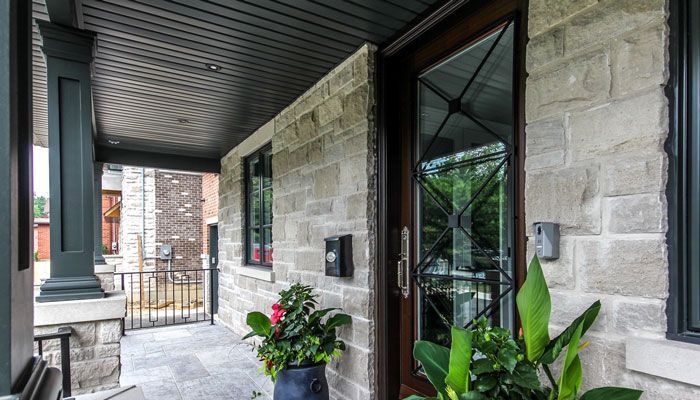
(273, 362), (329, 400)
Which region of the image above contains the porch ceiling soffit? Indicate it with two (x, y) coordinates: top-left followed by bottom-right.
(33, 0), (444, 164)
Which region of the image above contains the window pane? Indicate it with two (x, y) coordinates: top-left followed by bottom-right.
(263, 188), (273, 225)
(249, 228), (261, 263)
(249, 189), (260, 226)
(263, 227), (273, 263)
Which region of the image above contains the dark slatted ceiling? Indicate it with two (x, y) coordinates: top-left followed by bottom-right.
(32, 0), (441, 160)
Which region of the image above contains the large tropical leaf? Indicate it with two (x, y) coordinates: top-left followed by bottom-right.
(540, 301), (601, 364)
(404, 396), (438, 400)
(245, 311), (271, 338)
(516, 255), (551, 362)
(557, 323), (584, 400)
(414, 341), (451, 399)
(445, 327), (473, 395)
(579, 387), (643, 400)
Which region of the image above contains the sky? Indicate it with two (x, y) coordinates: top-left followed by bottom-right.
(33, 145), (49, 197)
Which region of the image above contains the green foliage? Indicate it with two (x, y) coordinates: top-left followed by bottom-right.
(411, 255), (643, 400)
(33, 195), (47, 218)
(34, 250), (39, 262)
(516, 255), (551, 362)
(243, 283), (351, 381)
(102, 243), (109, 255)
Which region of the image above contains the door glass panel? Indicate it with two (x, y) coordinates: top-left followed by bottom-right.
(414, 21), (515, 344)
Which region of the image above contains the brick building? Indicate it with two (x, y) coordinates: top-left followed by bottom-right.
(201, 173), (219, 257)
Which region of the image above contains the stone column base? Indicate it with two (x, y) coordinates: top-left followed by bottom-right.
(34, 291), (127, 395)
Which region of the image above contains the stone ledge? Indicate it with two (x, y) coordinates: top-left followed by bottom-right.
(626, 337), (700, 387)
(35, 291), (126, 327)
(95, 264), (115, 274)
(236, 265), (275, 282)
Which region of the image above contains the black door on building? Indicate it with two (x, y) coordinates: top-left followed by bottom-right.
(381, 0), (526, 397)
(208, 224), (219, 314)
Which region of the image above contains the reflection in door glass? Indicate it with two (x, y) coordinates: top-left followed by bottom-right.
(414, 22), (515, 346)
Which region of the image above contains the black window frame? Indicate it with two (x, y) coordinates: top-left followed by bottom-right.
(667, 0), (700, 343)
(244, 144), (273, 267)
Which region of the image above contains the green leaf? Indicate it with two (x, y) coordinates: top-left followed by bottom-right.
(471, 358), (495, 375)
(245, 312), (272, 338)
(579, 387), (643, 400)
(473, 375), (498, 392)
(497, 347), (518, 373)
(511, 363), (541, 390)
(461, 392), (487, 400)
(516, 255), (551, 362)
(325, 313), (352, 331)
(403, 396), (438, 400)
(445, 326), (473, 395)
(540, 301), (601, 364)
(414, 340), (451, 399)
(557, 322), (584, 400)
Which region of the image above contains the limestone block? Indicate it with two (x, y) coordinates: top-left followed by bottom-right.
(528, 0), (597, 37)
(525, 117), (565, 156)
(313, 163), (341, 199)
(612, 298), (666, 333)
(526, 27), (564, 72)
(97, 319), (122, 344)
(564, 0), (666, 56)
(550, 289), (608, 333)
(611, 24), (667, 96)
(341, 286), (370, 319)
(329, 62), (353, 94)
(578, 238), (667, 298)
(569, 89), (667, 162)
(605, 193), (666, 234)
(341, 84), (369, 129)
(602, 154), (665, 196)
(318, 95), (344, 126)
(526, 50), (611, 122)
(527, 236), (575, 289)
(525, 166), (600, 234)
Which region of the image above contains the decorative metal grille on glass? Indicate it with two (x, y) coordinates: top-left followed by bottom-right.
(413, 20), (515, 346)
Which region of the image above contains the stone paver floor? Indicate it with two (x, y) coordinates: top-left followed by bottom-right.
(120, 322), (272, 400)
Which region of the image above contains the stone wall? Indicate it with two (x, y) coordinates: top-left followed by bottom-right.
(120, 167), (156, 272)
(34, 292), (126, 395)
(218, 44), (376, 400)
(525, 0), (699, 397)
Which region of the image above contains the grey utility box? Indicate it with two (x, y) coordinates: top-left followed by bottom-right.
(159, 244), (173, 260)
(533, 222), (560, 260)
(324, 234), (353, 277)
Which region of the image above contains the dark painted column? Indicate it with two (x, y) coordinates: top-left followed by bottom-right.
(94, 162), (107, 265)
(36, 21), (104, 302)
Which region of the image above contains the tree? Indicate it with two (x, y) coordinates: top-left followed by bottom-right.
(33, 194), (47, 218)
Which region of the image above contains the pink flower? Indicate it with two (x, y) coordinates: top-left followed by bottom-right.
(270, 303), (286, 325)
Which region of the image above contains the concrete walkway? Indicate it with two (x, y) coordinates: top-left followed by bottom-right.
(120, 322), (272, 400)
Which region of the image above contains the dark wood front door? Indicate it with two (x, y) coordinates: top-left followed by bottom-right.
(382, 0), (526, 397)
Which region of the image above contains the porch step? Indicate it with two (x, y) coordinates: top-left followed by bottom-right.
(70, 385), (145, 400)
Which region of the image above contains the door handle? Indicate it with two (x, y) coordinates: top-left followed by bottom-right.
(398, 226), (410, 298)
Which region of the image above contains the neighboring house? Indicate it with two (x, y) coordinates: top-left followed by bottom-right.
(202, 172), (219, 264)
(119, 167), (205, 273)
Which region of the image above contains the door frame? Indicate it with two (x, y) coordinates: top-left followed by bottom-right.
(375, 0), (528, 398)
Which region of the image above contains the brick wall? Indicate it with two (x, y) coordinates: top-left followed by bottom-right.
(201, 172), (219, 254)
(218, 44), (376, 399)
(35, 222), (50, 260)
(154, 171), (203, 270)
(525, 0), (699, 397)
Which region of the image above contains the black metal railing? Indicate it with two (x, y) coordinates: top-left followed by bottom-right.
(34, 327), (72, 398)
(115, 267), (219, 330)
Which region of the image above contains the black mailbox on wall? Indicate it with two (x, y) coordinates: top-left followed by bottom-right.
(324, 234), (353, 277)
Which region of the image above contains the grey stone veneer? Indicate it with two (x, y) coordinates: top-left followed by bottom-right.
(526, 0), (700, 398)
(218, 44), (377, 400)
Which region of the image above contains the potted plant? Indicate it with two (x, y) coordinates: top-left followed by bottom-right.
(408, 255), (644, 400)
(244, 283), (352, 400)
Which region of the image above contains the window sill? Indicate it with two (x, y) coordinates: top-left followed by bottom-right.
(626, 337), (700, 387)
(236, 265), (275, 282)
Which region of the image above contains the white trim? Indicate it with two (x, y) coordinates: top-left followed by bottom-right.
(626, 337), (700, 387)
(236, 265), (275, 282)
(34, 291), (127, 326)
(205, 216), (218, 225)
(236, 120), (274, 158)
